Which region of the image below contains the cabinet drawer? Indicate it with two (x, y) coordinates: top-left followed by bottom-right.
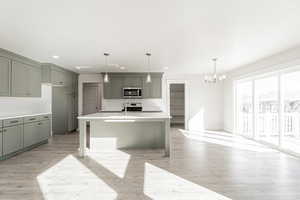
(39, 114), (51, 121)
(0, 120), (3, 128)
(3, 118), (23, 127)
(24, 116), (39, 123)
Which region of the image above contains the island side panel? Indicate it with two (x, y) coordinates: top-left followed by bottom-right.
(79, 119), (87, 157)
(164, 118), (171, 157)
(89, 120), (165, 151)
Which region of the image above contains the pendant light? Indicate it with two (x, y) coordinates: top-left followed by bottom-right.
(204, 58), (226, 83)
(103, 53), (110, 83)
(146, 53), (152, 83)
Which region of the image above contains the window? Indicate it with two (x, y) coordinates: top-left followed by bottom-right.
(236, 81), (253, 138)
(255, 76), (279, 145)
(282, 71), (300, 154)
(235, 68), (300, 156)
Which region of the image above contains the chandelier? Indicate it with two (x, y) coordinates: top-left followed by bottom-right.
(204, 58), (226, 83)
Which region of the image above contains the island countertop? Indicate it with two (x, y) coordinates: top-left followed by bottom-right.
(78, 112), (171, 120)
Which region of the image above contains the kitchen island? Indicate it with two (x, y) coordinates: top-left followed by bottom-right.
(78, 112), (171, 157)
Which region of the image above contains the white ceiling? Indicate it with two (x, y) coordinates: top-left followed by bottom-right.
(1, 0), (300, 74)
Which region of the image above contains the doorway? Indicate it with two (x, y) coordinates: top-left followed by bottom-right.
(169, 83), (185, 128)
(83, 83), (101, 115)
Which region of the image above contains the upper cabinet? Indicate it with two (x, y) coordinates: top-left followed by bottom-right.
(104, 75), (124, 99)
(42, 63), (76, 90)
(0, 56), (11, 96)
(11, 61), (41, 97)
(0, 48), (42, 97)
(142, 75), (162, 98)
(103, 73), (163, 99)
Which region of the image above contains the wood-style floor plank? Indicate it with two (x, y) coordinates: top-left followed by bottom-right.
(1, 128), (300, 200)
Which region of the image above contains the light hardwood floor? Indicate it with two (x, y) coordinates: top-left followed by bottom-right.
(1, 128), (300, 200)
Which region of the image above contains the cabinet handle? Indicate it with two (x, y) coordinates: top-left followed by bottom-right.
(3, 129), (7, 132)
(29, 118), (36, 121)
(10, 120), (19, 124)
(0, 130), (2, 133)
(38, 122), (42, 125)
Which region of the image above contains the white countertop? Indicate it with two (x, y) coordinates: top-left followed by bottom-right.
(0, 113), (52, 120)
(78, 112), (171, 120)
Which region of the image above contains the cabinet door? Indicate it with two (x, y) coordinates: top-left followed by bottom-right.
(142, 76), (151, 98)
(24, 122), (39, 147)
(11, 61), (30, 96)
(0, 57), (11, 96)
(11, 61), (41, 97)
(150, 76), (162, 98)
(29, 66), (42, 97)
(0, 128), (3, 156)
(123, 76), (142, 88)
(3, 125), (23, 155)
(51, 69), (64, 85)
(142, 76), (162, 98)
(110, 76), (123, 98)
(52, 87), (68, 134)
(103, 82), (112, 99)
(39, 120), (50, 142)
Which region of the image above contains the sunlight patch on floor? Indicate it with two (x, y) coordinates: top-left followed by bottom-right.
(144, 163), (232, 200)
(37, 155), (117, 200)
(87, 150), (131, 178)
(179, 129), (276, 153)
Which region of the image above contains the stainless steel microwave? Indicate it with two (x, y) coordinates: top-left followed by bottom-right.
(123, 87), (142, 98)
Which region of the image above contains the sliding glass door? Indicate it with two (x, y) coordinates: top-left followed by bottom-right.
(234, 72), (300, 153)
(254, 76), (279, 145)
(282, 71), (300, 154)
(236, 81), (253, 138)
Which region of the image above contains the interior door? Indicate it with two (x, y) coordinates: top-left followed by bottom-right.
(83, 83), (100, 115)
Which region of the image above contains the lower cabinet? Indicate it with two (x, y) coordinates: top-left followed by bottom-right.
(39, 120), (50, 142)
(0, 129), (3, 156)
(24, 122), (39, 148)
(2, 125), (23, 155)
(24, 119), (50, 148)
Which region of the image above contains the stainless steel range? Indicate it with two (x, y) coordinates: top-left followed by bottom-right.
(122, 102), (142, 112)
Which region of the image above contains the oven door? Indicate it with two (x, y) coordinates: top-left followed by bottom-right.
(123, 88), (142, 98)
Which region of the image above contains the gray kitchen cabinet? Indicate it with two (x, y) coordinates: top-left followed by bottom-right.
(111, 76), (124, 98)
(29, 65), (42, 97)
(0, 128), (2, 156)
(2, 125), (23, 155)
(123, 76), (142, 88)
(103, 76), (124, 99)
(102, 73), (163, 99)
(0, 56), (11, 96)
(51, 69), (65, 86)
(24, 122), (39, 147)
(52, 87), (68, 134)
(39, 120), (50, 142)
(11, 61), (41, 97)
(142, 75), (162, 98)
(24, 118), (50, 147)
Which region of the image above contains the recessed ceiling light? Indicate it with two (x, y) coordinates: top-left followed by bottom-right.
(75, 66), (92, 70)
(164, 67), (169, 70)
(120, 66), (126, 70)
(52, 55), (59, 59)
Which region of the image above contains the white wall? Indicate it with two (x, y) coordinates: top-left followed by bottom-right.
(0, 84), (52, 116)
(164, 74), (224, 131)
(224, 46), (300, 133)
